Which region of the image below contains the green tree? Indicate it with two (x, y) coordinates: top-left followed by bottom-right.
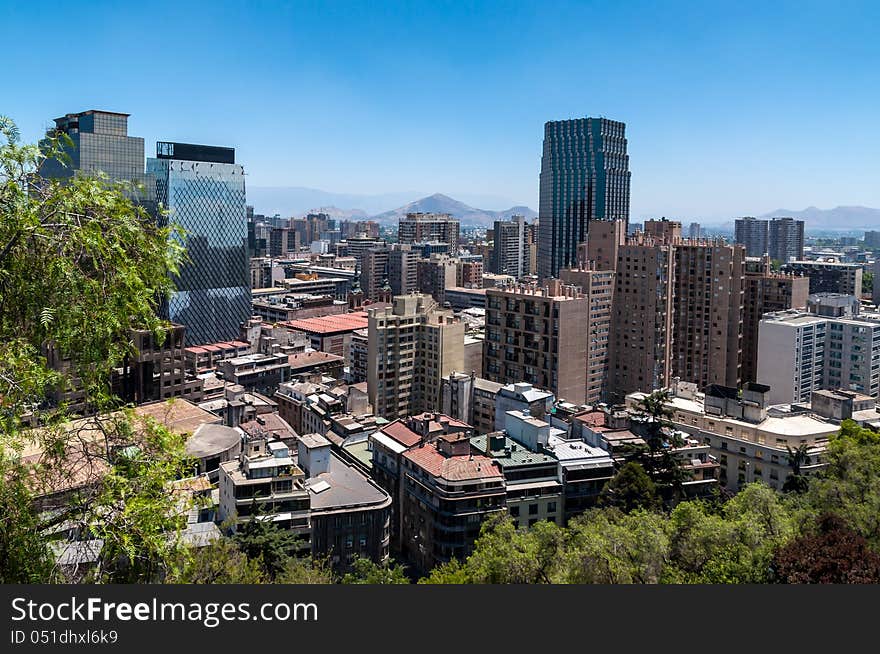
(168, 538), (268, 584)
(560, 509), (670, 584)
(800, 420), (880, 546)
(0, 116), (185, 583)
(232, 510), (306, 580)
(341, 556), (410, 584)
(599, 461), (662, 513)
(782, 443), (811, 493)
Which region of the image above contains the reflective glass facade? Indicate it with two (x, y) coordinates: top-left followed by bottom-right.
(147, 149), (251, 345)
(537, 118), (630, 279)
(39, 110), (155, 212)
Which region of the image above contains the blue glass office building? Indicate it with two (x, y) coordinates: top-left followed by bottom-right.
(537, 117), (630, 279)
(147, 142), (251, 345)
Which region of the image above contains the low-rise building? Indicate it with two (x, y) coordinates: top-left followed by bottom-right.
(217, 436), (312, 551)
(218, 352), (291, 395)
(626, 380), (838, 492)
(299, 433), (392, 570)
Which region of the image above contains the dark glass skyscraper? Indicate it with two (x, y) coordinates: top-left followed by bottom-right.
(537, 117), (630, 279)
(147, 142), (251, 346)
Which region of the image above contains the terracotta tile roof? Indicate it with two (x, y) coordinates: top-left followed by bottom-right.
(282, 312), (369, 335)
(574, 411), (607, 427)
(379, 420), (422, 447)
(403, 445), (502, 481)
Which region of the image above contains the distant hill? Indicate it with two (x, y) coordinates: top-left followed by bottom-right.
(304, 206), (369, 221)
(371, 193), (537, 227)
(246, 187), (422, 217)
(761, 206), (880, 230)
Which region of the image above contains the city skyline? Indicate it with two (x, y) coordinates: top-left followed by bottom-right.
(4, 1), (880, 222)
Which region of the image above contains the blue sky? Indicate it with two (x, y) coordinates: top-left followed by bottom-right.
(3, 0), (879, 221)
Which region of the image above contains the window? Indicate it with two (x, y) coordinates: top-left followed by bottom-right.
(528, 503), (538, 515)
(547, 502), (557, 514)
(510, 506), (520, 517)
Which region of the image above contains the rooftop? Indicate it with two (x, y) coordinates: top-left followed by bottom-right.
(470, 433), (557, 468)
(402, 444), (502, 481)
(185, 423), (241, 459)
(378, 420), (422, 448)
(288, 351), (345, 370)
(134, 398), (221, 435)
(281, 311), (369, 335)
(305, 453), (390, 511)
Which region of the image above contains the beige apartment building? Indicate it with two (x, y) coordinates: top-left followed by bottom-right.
(601, 219), (747, 402)
(670, 240), (746, 389)
(559, 266), (615, 404)
(627, 380), (838, 492)
(483, 280), (589, 405)
(367, 294), (465, 420)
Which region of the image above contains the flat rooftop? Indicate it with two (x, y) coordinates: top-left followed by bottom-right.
(306, 453), (389, 511)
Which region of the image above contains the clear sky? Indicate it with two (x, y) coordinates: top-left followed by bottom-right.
(3, 0), (879, 221)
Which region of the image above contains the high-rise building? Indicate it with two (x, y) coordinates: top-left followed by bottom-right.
(865, 231), (880, 248)
(741, 257), (810, 383)
(559, 267), (615, 404)
(874, 259), (880, 307)
(483, 280), (589, 405)
(608, 237), (675, 401)
(387, 245), (419, 296)
(768, 217), (805, 263)
(492, 215), (527, 277)
(39, 109), (154, 212)
(360, 246), (390, 301)
(398, 213), (460, 251)
(688, 222), (702, 239)
(757, 308), (880, 404)
(367, 294), (465, 420)
(147, 142), (251, 345)
(269, 227), (298, 257)
(606, 225), (746, 401)
(644, 218), (682, 241)
(417, 254), (458, 303)
(670, 242), (746, 389)
(734, 217), (769, 257)
(537, 117), (631, 279)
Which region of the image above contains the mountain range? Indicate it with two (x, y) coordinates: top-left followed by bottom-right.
(370, 193), (536, 227)
(247, 187), (537, 227)
(760, 206), (880, 230)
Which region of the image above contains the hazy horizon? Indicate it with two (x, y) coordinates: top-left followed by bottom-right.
(4, 1), (879, 222)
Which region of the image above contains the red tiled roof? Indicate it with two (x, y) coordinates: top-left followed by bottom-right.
(282, 312), (369, 335)
(402, 445), (502, 481)
(380, 420), (422, 447)
(574, 411), (606, 428)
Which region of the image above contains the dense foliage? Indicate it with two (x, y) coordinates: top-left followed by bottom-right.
(421, 420), (880, 584)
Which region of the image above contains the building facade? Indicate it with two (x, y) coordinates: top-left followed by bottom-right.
(483, 281), (589, 405)
(147, 142), (251, 345)
(537, 117), (631, 279)
(768, 217), (805, 263)
(734, 217), (769, 257)
(398, 213), (460, 251)
(367, 294), (465, 420)
(741, 257), (810, 383)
